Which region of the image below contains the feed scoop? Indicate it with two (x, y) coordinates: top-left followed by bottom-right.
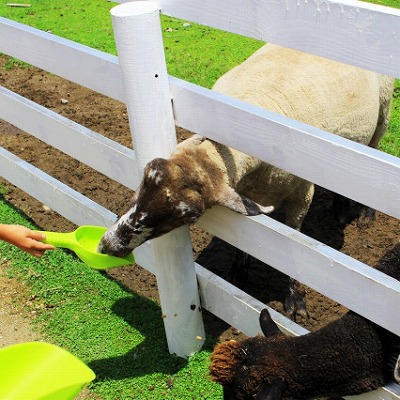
(0, 341), (95, 400)
(37, 225), (134, 269)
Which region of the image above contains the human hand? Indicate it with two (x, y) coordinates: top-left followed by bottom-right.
(0, 224), (55, 257)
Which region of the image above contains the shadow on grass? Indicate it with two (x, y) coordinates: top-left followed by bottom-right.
(88, 294), (189, 381)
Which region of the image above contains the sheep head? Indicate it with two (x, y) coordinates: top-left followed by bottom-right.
(210, 309), (288, 400)
(98, 136), (273, 257)
(98, 157), (207, 257)
(210, 339), (287, 400)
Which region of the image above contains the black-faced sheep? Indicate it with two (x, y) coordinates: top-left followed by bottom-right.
(209, 250), (400, 400)
(99, 43), (394, 317)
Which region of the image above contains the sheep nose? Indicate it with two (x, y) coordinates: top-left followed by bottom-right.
(97, 241), (107, 254)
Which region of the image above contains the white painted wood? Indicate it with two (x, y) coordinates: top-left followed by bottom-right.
(0, 86), (139, 190)
(0, 148), (116, 227)
(116, 0), (400, 77)
(170, 77), (400, 220)
(111, 2), (177, 163)
(133, 241), (307, 337)
(0, 16), (125, 102)
(195, 262), (308, 337)
(347, 383), (400, 400)
(1, 18), (400, 219)
(198, 205), (400, 337)
(111, 1), (205, 358)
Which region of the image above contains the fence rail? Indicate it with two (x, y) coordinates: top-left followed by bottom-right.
(0, 0), (399, 397)
(118, 0), (400, 77)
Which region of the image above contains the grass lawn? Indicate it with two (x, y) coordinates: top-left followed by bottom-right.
(0, 0), (399, 399)
(0, 194), (220, 399)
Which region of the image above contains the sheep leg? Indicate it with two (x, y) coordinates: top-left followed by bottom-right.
(229, 249), (251, 288)
(285, 278), (309, 320)
(332, 194), (376, 227)
(282, 181), (314, 320)
(330, 78), (393, 228)
(230, 251), (309, 320)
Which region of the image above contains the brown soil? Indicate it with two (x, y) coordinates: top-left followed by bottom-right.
(0, 54), (399, 349)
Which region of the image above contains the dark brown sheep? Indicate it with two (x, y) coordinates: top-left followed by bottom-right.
(210, 249), (400, 400)
(210, 310), (398, 400)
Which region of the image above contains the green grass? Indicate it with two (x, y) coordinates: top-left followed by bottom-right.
(381, 79), (400, 156)
(0, 194), (220, 399)
(362, 0), (400, 8)
(0, 0), (262, 88)
(0, 0), (399, 399)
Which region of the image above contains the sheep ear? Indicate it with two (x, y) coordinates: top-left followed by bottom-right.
(259, 309), (283, 337)
(176, 134), (206, 149)
(217, 186), (274, 216)
(255, 379), (285, 400)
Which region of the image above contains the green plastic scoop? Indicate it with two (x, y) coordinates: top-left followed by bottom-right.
(0, 341), (95, 400)
(37, 225), (134, 269)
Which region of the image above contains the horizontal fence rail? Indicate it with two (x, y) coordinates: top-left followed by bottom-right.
(117, 0), (400, 77)
(170, 78), (400, 220)
(198, 206), (400, 337)
(0, 17), (124, 101)
(0, 148), (116, 227)
(0, 86), (139, 190)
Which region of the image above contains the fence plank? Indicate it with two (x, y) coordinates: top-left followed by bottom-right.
(0, 16), (125, 102)
(117, 0), (400, 77)
(349, 383), (400, 400)
(195, 262), (308, 337)
(111, 1), (205, 358)
(0, 148), (116, 227)
(198, 205), (400, 337)
(170, 77), (400, 220)
(0, 86), (139, 190)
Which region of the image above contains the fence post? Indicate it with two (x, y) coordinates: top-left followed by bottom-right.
(110, 1), (205, 358)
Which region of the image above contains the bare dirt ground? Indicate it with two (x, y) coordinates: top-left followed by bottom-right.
(0, 54), (399, 351)
(0, 266), (40, 347)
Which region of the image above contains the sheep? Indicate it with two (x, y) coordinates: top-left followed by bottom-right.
(209, 249), (400, 400)
(99, 43), (394, 318)
(395, 355), (400, 383)
(210, 308), (400, 400)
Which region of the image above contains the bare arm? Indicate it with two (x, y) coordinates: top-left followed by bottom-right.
(0, 224), (55, 258)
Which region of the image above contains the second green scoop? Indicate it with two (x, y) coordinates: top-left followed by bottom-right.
(37, 225), (134, 269)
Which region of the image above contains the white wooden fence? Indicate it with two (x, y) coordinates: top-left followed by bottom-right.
(0, 0), (400, 397)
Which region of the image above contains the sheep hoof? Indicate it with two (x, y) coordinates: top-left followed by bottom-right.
(356, 207), (376, 229)
(284, 294), (309, 321)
